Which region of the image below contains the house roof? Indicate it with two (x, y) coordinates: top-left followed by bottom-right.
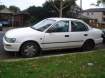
(0, 8), (29, 15)
(78, 15), (96, 20)
(83, 8), (105, 12)
(16, 10), (29, 15)
(0, 8), (14, 14)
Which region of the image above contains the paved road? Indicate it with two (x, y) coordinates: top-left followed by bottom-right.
(0, 32), (7, 59)
(0, 31), (105, 59)
(0, 32), (4, 43)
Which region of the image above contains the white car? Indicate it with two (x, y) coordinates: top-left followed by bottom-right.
(3, 18), (103, 57)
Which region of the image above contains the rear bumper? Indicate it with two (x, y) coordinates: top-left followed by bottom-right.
(95, 38), (103, 44)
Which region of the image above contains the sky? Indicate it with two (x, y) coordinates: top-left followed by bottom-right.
(0, 0), (99, 10)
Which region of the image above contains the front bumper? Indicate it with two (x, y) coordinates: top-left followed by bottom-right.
(3, 38), (21, 52)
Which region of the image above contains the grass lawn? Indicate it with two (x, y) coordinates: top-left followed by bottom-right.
(0, 49), (105, 78)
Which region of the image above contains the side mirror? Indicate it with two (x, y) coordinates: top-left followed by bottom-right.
(46, 28), (55, 33)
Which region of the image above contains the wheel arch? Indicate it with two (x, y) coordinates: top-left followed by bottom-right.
(81, 39), (95, 51)
(84, 39), (95, 45)
(19, 40), (41, 51)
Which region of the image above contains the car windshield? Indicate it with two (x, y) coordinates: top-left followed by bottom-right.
(31, 19), (56, 32)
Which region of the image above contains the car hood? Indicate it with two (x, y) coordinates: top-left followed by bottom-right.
(5, 27), (42, 38)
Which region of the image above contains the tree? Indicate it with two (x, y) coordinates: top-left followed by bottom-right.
(0, 5), (6, 10)
(49, 0), (76, 17)
(97, 0), (105, 3)
(65, 5), (81, 18)
(97, 0), (105, 6)
(25, 0), (79, 24)
(26, 6), (50, 24)
(43, 1), (59, 17)
(9, 6), (20, 13)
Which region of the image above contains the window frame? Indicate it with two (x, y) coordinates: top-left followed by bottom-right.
(46, 20), (70, 33)
(70, 20), (89, 32)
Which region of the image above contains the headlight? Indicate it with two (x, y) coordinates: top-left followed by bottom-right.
(4, 36), (16, 43)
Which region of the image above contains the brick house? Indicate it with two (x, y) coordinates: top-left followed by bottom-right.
(0, 8), (29, 27)
(82, 8), (105, 23)
(81, 8), (105, 28)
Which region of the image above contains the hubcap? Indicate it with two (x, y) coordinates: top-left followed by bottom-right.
(24, 45), (37, 56)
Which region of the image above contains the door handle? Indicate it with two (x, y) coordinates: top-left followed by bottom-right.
(65, 35), (69, 37)
(84, 34), (88, 36)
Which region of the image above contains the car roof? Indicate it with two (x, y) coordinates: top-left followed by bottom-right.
(48, 17), (80, 21)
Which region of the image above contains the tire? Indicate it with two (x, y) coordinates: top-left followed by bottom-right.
(20, 42), (40, 57)
(103, 38), (105, 44)
(82, 40), (95, 51)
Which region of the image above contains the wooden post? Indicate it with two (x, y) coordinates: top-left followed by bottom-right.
(80, 0), (82, 9)
(12, 15), (14, 28)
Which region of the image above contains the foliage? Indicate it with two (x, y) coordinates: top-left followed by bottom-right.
(43, 1), (60, 17)
(48, 0), (77, 17)
(26, 6), (50, 24)
(26, 0), (81, 24)
(97, 0), (105, 6)
(0, 0), (81, 24)
(97, 0), (105, 3)
(9, 6), (20, 13)
(0, 5), (6, 10)
(44, 0), (81, 17)
(0, 5), (20, 13)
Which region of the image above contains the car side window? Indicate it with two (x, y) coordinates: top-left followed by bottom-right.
(71, 21), (88, 32)
(47, 21), (69, 33)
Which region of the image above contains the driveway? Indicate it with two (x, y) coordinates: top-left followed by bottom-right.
(0, 29), (105, 59)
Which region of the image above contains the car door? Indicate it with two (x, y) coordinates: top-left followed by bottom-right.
(69, 20), (89, 47)
(42, 20), (71, 49)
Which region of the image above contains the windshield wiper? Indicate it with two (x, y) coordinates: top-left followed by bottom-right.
(35, 29), (42, 31)
(30, 26), (35, 29)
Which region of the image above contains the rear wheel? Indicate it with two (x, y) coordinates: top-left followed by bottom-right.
(82, 40), (95, 51)
(20, 42), (40, 57)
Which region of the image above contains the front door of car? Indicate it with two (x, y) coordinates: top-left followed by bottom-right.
(42, 20), (71, 49)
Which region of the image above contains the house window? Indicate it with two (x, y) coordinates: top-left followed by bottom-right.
(87, 12), (89, 15)
(91, 12), (94, 15)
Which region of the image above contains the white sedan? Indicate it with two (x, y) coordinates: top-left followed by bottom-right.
(3, 18), (103, 57)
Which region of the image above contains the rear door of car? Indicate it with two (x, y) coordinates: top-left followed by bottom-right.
(68, 20), (89, 47)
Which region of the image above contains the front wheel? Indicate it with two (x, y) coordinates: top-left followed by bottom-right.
(20, 42), (40, 57)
